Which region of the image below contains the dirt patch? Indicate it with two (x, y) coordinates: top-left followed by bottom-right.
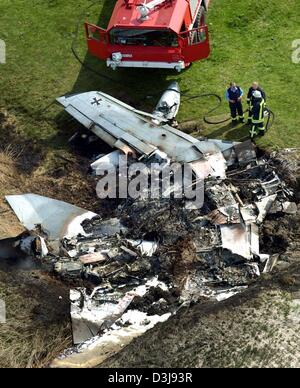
(27, 151), (98, 210)
(166, 239), (200, 288)
(270, 149), (300, 200)
(260, 150), (300, 256)
(0, 264), (71, 368)
(261, 211), (300, 254)
(0, 110), (43, 174)
(0, 148), (25, 238)
(0, 109), (100, 217)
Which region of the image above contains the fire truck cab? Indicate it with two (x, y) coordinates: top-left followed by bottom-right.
(85, 0), (210, 71)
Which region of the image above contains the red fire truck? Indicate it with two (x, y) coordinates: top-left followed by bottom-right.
(85, 0), (210, 71)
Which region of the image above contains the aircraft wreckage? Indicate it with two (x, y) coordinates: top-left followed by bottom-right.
(57, 83), (229, 179)
(1, 83), (297, 367)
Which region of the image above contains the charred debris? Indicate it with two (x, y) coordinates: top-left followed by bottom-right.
(1, 84), (298, 366)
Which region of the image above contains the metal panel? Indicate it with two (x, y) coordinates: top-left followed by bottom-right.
(57, 91), (228, 179)
(220, 224), (252, 260)
(6, 194), (97, 240)
(119, 133), (157, 155)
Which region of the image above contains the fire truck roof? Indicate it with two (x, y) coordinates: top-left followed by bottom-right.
(107, 0), (190, 34)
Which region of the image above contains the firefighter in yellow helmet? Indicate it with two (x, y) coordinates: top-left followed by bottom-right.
(249, 90), (266, 139)
(247, 82), (266, 124)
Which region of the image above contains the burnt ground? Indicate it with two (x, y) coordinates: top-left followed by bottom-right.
(1, 110), (300, 367)
(101, 208), (300, 368)
(101, 262), (300, 368)
(100, 151), (300, 368)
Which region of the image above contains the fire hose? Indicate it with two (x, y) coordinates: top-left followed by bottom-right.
(181, 92), (275, 133)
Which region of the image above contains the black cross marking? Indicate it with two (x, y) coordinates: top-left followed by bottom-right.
(91, 97), (102, 106)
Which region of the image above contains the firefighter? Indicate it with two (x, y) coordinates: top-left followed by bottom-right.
(247, 82), (266, 124)
(225, 82), (245, 124)
(249, 90), (266, 139)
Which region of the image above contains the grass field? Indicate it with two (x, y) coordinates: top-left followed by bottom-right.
(0, 0), (299, 150)
(0, 0), (299, 368)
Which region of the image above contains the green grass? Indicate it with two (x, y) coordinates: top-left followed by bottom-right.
(0, 0), (299, 149)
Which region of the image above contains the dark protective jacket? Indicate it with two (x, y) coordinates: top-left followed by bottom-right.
(226, 86), (243, 102)
(247, 86), (266, 103)
(251, 98), (266, 124)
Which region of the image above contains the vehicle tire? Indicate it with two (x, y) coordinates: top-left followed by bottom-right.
(192, 6), (206, 43)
